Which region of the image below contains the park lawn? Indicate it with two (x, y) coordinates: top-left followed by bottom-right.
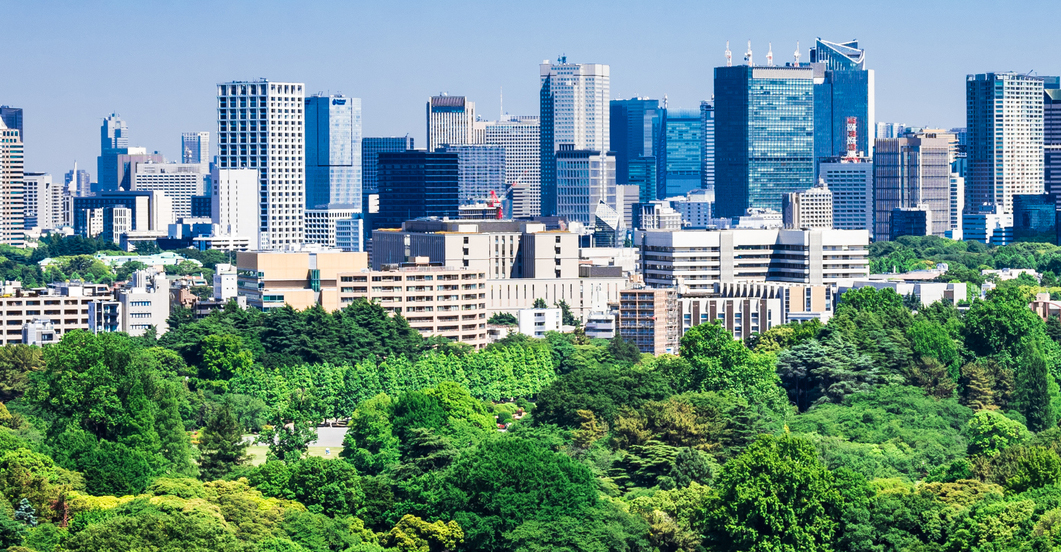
(245, 444), (344, 466)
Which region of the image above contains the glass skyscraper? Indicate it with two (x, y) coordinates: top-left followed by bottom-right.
(700, 101), (714, 190)
(656, 108), (702, 198)
(375, 151), (459, 231)
(811, 39), (875, 172)
(714, 65), (815, 217)
(305, 94), (362, 210)
(609, 98), (659, 185)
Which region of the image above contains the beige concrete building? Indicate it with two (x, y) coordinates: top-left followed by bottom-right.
(783, 179), (834, 229)
(236, 250), (369, 311)
(0, 281), (113, 345)
(486, 276), (628, 323)
(0, 120), (24, 246)
(336, 264), (488, 348)
(618, 288), (680, 355)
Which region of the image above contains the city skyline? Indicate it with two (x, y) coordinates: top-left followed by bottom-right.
(3, 0), (1058, 180)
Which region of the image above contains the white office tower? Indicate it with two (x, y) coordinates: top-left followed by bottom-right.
(216, 80), (305, 249)
(0, 120), (24, 246)
(948, 173), (964, 240)
(427, 95), (482, 152)
(540, 58), (610, 216)
(211, 168), (260, 250)
(181, 132), (210, 164)
(966, 73), (1044, 216)
(23, 173), (61, 231)
(131, 162), (209, 221)
(673, 189), (714, 228)
(783, 179), (834, 229)
(483, 117), (541, 217)
(555, 147), (616, 226)
(820, 159), (873, 230)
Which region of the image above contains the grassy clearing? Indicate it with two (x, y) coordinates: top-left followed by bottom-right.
(244, 443), (345, 466)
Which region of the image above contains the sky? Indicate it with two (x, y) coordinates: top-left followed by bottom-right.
(3, 0), (1060, 180)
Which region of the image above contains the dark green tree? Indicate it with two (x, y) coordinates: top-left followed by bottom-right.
(197, 405), (249, 481)
(608, 336), (642, 365)
(555, 300), (580, 327)
(1017, 341), (1059, 432)
(532, 298), (548, 309)
(486, 312), (518, 326)
(13, 499), (35, 528)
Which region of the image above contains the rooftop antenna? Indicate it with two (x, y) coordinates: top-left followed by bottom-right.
(767, 43), (774, 66)
(794, 41), (801, 64)
(663, 94), (668, 110)
(744, 40), (753, 66)
(725, 41), (732, 66)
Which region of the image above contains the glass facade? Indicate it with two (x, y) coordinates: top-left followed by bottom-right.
(374, 151), (459, 231)
(656, 109), (702, 199)
(700, 101), (714, 190)
(305, 95), (362, 210)
(438, 144), (506, 204)
(815, 70), (873, 166)
(714, 65), (815, 218)
(609, 98), (660, 185)
(629, 157), (657, 204)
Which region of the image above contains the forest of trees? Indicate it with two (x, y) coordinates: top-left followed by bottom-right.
(3, 237), (1061, 549)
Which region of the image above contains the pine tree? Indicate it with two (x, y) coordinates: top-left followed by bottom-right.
(198, 406), (249, 481)
(960, 361), (995, 411)
(13, 499), (35, 528)
(1017, 342), (1058, 432)
(156, 381), (197, 477)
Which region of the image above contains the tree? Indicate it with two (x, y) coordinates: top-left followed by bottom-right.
(284, 456), (364, 516)
(968, 410), (1029, 457)
(0, 345), (42, 402)
(680, 322), (787, 410)
(555, 300), (579, 327)
(532, 298), (548, 309)
(198, 334), (254, 382)
(487, 313), (518, 326)
(608, 336), (642, 365)
(701, 434), (842, 552)
(989, 445), (1061, 493)
(962, 286), (1046, 366)
(13, 499), (35, 528)
(198, 405), (249, 481)
(154, 380), (197, 478)
(383, 514), (463, 552)
(1017, 341), (1059, 432)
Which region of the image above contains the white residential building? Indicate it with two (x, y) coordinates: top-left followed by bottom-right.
(117, 269), (170, 337)
(210, 168), (260, 250)
(820, 159), (872, 231)
(216, 80), (305, 249)
(783, 179), (834, 229)
(213, 263), (238, 301)
(517, 308), (562, 338)
(305, 208), (362, 252)
(131, 162), (209, 221)
(23, 172), (61, 230)
(673, 189), (714, 228)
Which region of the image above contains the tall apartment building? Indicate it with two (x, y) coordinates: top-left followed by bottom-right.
(811, 38), (875, 169)
(438, 144), (505, 205)
(482, 117), (541, 217)
(714, 61), (815, 217)
(23, 172), (60, 231)
(374, 151), (459, 231)
(874, 131), (953, 241)
(0, 107), (23, 141)
(782, 180), (834, 229)
(209, 168), (260, 250)
(700, 100), (715, 190)
(819, 157), (873, 231)
(966, 73), (1044, 219)
(216, 80), (305, 249)
(181, 132), (210, 164)
(656, 107), (703, 198)
(618, 288), (679, 355)
(636, 228), (870, 290)
(540, 58), (610, 216)
(609, 98), (660, 187)
(0, 119), (24, 246)
(131, 162), (209, 220)
(555, 147), (616, 228)
(427, 95), (482, 152)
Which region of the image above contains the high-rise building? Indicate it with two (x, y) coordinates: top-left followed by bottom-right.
(819, 157), (873, 231)
(375, 151), (459, 230)
(438, 144), (505, 205)
(305, 94), (362, 210)
(0, 120), (24, 246)
(23, 173), (60, 231)
(131, 162), (209, 221)
(427, 95), (482, 152)
(700, 101), (715, 190)
(782, 179), (834, 229)
(1044, 84), (1061, 218)
(483, 117), (541, 217)
(65, 164), (91, 198)
(539, 58), (610, 217)
(875, 122), (905, 139)
(949, 173), (965, 240)
(873, 131), (953, 241)
(811, 39), (875, 169)
(210, 168), (260, 250)
(630, 157), (657, 204)
(100, 113), (129, 150)
(555, 147), (616, 227)
(714, 57), (815, 217)
(0, 107), (23, 141)
(97, 148), (165, 193)
(181, 132), (210, 164)
(609, 98), (660, 186)
(217, 80), (305, 249)
(656, 107), (702, 198)
(362, 136), (414, 212)
(966, 73), (1044, 218)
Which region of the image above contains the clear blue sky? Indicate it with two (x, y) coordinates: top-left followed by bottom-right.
(3, 0), (1059, 179)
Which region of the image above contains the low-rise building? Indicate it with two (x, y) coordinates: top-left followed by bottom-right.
(0, 281), (113, 345)
(517, 308), (561, 338)
(117, 269), (170, 337)
(838, 279), (968, 307)
(21, 318), (57, 346)
(585, 311), (617, 339)
(1031, 292), (1061, 321)
(487, 276), (628, 324)
(236, 249), (370, 312)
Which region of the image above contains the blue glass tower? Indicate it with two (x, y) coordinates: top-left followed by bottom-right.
(714, 64), (815, 217)
(656, 108), (702, 198)
(811, 39), (874, 171)
(305, 94), (362, 210)
(609, 98), (660, 185)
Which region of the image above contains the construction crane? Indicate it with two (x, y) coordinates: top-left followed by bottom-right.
(485, 169), (531, 220)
